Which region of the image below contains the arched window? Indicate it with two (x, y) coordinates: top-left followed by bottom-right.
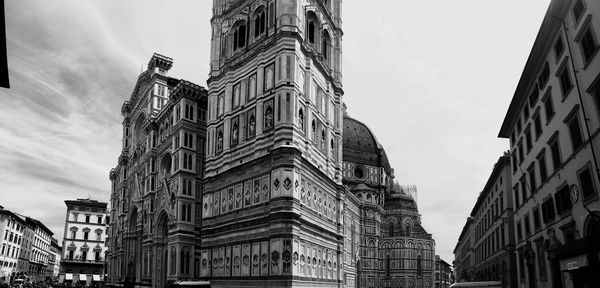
(181, 204), (187, 221)
(217, 93), (224, 116)
(233, 21), (247, 51)
(386, 255), (391, 276)
(330, 139), (334, 158)
(417, 255), (422, 276)
(134, 114), (146, 146)
(306, 12), (319, 44)
(248, 114), (256, 138)
(253, 9), (266, 38)
(311, 120), (316, 142)
(231, 121), (239, 146)
(322, 30), (331, 60)
(216, 130), (224, 153)
(321, 129), (326, 151)
(299, 108), (305, 131)
(264, 106), (273, 130)
(187, 204), (192, 222)
(187, 153), (193, 170)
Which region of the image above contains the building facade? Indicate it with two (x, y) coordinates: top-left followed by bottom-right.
(498, 0), (600, 287)
(199, 0), (435, 287)
(341, 116), (436, 288)
(0, 209), (27, 280)
(105, 53), (208, 288)
(469, 155), (517, 287)
(201, 0), (345, 287)
(453, 155), (518, 288)
(453, 217), (473, 283)
(49, 238), (62, 277)
(28, 218), (53, 281)
(106, 1), (437, 288)
(0, 208), (55, 282)
(60, 199), (108, 284)
(434, 255), (451, 288)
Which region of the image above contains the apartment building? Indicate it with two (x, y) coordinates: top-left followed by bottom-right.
(498, 0), (600, 287)
(60, 199), (108, 284)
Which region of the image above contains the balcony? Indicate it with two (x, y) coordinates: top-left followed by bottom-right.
(61, 258), (104, 264)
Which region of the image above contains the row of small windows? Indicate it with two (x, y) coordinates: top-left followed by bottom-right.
(223, 5), (272, 56)
(69, 227), (104, 241)
(511, 117), (587, 208)
(124, 102), (205, 151)
(306, 11), (333, 61)
(474, 193), (504, 241)
(182, 179), (194, 196)
(216, 66), (271, 119)
(512, 161), (597, 218)
(71, 213), (103, 224)
(510, 8), (598, 148)
(214, 104), (337, 161)
(474, 224), (505, 265)
(180, 203), (193, 222)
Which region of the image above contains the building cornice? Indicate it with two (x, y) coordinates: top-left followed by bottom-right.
(498, 0), (572, 138)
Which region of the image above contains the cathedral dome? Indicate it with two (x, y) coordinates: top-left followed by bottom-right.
(343, 116), (391, 172)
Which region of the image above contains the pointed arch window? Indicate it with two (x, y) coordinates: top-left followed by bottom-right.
(330, 138), (334, 158)
(264, 100), (274, 131)
(321, 129), (326, 152)
(417, 255), (422, 276)
(386, 255), (391, 276)
(232, 83), (241, 109)
(231, 117), (239, 147)
(217, 93), (224, 117)
(322, 30), (331, 60)
(233, 21), (247, 51)
(306, 12), (319, 44)
(311, 120), (317, 142)
(216, 126), (224, 154)
(253, 9), (266, 38)
(299, 108), (305, 132)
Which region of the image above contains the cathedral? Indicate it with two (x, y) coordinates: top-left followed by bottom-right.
(105, 1), (436, 288)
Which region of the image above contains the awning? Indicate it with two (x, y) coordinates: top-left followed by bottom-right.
(79, 274), (87, 281)
(92, 275), (101, 281)
(65, 274), (73, 281)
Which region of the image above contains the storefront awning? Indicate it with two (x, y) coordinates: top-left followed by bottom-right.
(79, 274), (87, 281)
(65, 274), (73, 281)
(92, 275), (101, 281)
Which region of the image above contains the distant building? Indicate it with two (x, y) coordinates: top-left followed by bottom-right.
(469, 154), (518, 287)
(454, 154), (518, 288)
(60, 199), (108, 285)
(0, 209), (28, 279)
(453, 217), (473, 283)
(48, 238), (62, 277)
(0, 208), (54, 281)
(23, 217), (54, 281)
(434, 255), (452, 288)
(498, 0), (600, 287)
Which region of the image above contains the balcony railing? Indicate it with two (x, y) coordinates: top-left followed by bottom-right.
(61, 258), (103, 264)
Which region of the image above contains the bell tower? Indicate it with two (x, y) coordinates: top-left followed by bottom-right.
(201, 0), (345, 286)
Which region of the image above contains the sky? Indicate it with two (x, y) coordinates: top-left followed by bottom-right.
(1, 0), (550, 264)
